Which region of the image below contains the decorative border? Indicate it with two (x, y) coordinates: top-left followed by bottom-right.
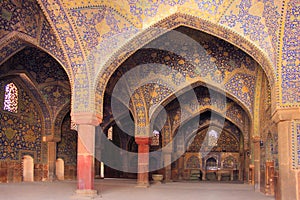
(292, 120), (300, 169)
(277, 0), (300, 108)
(253, 68), (263, 137)
(276, 0), (287, 108)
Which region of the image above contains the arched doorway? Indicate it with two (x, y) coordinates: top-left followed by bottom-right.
(23, 155), (34, 182)
(56, 158), (64, 180)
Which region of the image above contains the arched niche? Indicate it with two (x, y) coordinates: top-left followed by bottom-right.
(56, 158), (64, 181)
(22, 155), (34, 182)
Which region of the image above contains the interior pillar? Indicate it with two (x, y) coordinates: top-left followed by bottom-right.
(135, 137), (150, 187)
(178, 155), (184, 180)
(163, 152), (172, 182)
(244, 150), (250, 182)
(252, 136), (261, 191)
(122, 151), (129, 175)
(72, 112), (101, 197)
(48, 141), (57, 181)
(95, 159), (100, 178)
(272, 108), (300, 200)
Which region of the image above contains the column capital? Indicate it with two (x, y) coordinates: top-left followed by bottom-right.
(71, 112), (102, 126)
(271, 107), (300, 123)
(251, 135), (261, 143)
(135, 137), (151, 145)
(42, 135), (60, 142)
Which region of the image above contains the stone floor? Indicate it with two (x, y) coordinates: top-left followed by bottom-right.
(0, 179), (275, 200)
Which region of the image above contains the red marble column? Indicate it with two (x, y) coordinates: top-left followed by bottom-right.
(72, 112), (101, 196)
(135, 137), (150, 187)
(77, 126), (95, 191)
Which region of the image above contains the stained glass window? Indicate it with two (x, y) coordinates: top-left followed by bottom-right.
(4, 82), (18, 113)
(151, 130), (160, 146)
(208, 129), (218, 146)
(108, 127), (113, 140)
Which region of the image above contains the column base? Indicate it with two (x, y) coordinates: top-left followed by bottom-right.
(48, 173), (57, 182)
(75, 189), (98, 197)
(136, 183), (150, 188)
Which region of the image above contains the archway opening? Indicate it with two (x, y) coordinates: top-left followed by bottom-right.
(97, 24), (275, 190)
(0, 45), (72, 183)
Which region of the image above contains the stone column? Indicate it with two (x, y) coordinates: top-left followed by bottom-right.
(178, 155), (184, 180)
(163, 152), (172, 182)
(252, 136), (261, 191)
(244, 150), (250, 182)
(121, 151), (129, 176)
(72, 112), (101, 197)
(135, 137), (150, 187)
(272, 108), (300, 200)
(48, 141), (57, 181)
(95, 159), (100, 178)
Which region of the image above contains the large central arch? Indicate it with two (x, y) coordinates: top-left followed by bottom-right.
(95, 13), (276, 118)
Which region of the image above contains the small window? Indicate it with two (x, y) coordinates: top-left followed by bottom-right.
(151, 130), (160, 146)
(108, 127), (113, 140)
(3, 82), (18, 113)
(208, 129), (218, 146)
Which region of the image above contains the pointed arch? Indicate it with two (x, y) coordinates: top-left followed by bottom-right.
(0, 32), (73, 84)
(95, 13), (276, 118)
